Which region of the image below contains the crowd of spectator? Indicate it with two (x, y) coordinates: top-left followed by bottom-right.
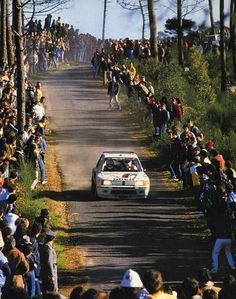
(0, 56), (63, 298)
(0, 12), (99, 298)
(4, 266), (236, 298)
(24, 14), (98, 74)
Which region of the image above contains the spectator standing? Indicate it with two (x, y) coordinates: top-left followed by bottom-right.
(0, 231), (11, 295)
(4, 236), (29, 288)
(44, 14), (52, 30)
(171, 98), (183, 125)
(40, 230), (58, 294)
(29, 222), (42, 296)
(107, 76), (121, 110)
(211, 196), (235, 274)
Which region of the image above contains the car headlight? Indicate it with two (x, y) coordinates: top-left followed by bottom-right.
(102, 180), (112, 186)
(135, 180), (150, 187)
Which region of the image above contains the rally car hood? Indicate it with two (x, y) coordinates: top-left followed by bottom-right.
(98, 171), (149, 181)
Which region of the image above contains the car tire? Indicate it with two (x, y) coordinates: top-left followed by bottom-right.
(91, 179), (99, 199)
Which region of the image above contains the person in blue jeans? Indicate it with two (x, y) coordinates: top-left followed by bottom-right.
(211, 194), (235, 274)
(30, 223), (42, 296)
(35, 134), (47, 185)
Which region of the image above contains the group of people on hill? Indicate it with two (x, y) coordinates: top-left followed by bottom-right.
(24, 15), (97, 75)
(5, 266), (236, 298)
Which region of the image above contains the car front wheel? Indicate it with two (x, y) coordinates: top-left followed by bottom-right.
(91, 178), (98, 199)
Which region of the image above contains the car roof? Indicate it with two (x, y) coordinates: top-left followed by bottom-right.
(102, 151), (138, 159)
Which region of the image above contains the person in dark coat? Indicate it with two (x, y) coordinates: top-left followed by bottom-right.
(107, 76), (121, 110)
(40, 230), (58, 294)
(29, 222), (42, 296)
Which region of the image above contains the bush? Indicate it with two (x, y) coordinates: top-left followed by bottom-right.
(137, 59), (186, 100)
(186, 46), (216, 103)
(18, 162), (47, 222)
(204, 93), (236, 133)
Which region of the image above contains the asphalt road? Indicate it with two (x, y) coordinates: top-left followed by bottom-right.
(44, 65), (211, 291)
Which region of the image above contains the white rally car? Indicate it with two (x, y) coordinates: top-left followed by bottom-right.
(91, 151), (150, 199)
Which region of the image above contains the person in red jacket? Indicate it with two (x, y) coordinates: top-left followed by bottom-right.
(171, 98), (183, 124)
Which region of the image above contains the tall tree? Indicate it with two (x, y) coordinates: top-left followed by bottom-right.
(23, 0), (73, 15)
(165, 17), (195, 34)
(208, 0), (215, 34)
(220, 0), (226, 92)
(177, 0), (183, 65)
(6, 0), (14, 67)
(147, 0), (158, 59)
(139, 0), (146, 40)
(13, 0), (26, 132)
(230, 0), (236, 80)
(0, 0), (8, 68)
(117, 0), (147, 40)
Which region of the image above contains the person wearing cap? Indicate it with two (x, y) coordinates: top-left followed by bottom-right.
(34, 208), (54, 237)
(142, 270), (176, 299)
(120, 269), (144, 299)
(40, 230), (58, 294)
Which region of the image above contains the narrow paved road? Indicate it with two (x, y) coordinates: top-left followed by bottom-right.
(45, 65), (210, 290)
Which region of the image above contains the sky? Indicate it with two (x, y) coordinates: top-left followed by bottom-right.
(48, 0), (231, 39)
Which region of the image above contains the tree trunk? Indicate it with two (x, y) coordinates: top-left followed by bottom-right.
(13, 0), (25, 132)
(139, 0), (145, 40)
(177, 0), (183, 65)
(208, 0), (215, 34)
(231, 0), (236, 80)
(220, 0), (227, 91)
(147, 0), (157, 59)
(6, 0), (14, 67)
(0, 0), (8, 68)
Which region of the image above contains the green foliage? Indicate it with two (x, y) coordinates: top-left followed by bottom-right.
(165, 18), (196, 34)
(205, 94), (236, 134)
(137, 59), (186, 100)
(18, 162), (47, 223)
(130, 46), (236, 169)
(186, 46), (216, 102)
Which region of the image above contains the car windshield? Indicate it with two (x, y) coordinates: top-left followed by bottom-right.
(102, 157), (142, 172)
